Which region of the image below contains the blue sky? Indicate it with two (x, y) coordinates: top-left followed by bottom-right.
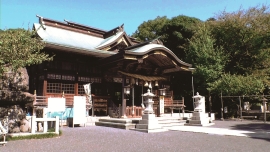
(1, 0), (269, 35)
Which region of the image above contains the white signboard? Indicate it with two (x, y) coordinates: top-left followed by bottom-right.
(48, 98), (66, 112)
(73, 96), (86, 127)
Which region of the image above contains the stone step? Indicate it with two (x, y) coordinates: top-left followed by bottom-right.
(98, 118), (139, 124)
(159, 122), (185, 127)
(130, 128), (168, 133)
(95, 121), (136, 130)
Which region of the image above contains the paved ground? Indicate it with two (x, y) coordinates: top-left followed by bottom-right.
(170, 120), (270, 139)
(1, 120), (270, 152)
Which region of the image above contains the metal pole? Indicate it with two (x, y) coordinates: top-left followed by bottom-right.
(239, 96), (242, 120)
(264, 100), (266, 123)
(121, 76), (125, 118)
(221, 92), (224, 121)
(132, 86), (134, 117)
(192, 74), (194, 109)
(262, 98), (267, 123)
(142, 85), (143, 104)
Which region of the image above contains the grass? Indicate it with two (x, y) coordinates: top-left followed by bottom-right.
(0, 129), (62, 141)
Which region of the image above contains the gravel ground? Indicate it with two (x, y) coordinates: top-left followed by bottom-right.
(1, 121), (270, 152)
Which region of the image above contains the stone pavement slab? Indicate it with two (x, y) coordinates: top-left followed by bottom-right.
(167, 120), (270, 140)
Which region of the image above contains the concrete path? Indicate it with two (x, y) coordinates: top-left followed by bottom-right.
(167, 120), (270, 139)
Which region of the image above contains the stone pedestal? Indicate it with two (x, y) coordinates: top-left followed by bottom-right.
(136, 114), (162, 130)
(186, 92), (213, 126)
(188, 112), (210, 126)
(134, 89), (166, 133)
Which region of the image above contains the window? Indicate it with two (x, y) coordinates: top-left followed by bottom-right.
(47, 83), (74, 94)
(62, 84), (74, 94)
(47, 83), (61, 93)
(78, 85), (85, 95)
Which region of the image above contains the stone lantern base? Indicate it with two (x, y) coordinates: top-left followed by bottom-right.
(185, 112), (214, 126)
(134, 114), (166, 133)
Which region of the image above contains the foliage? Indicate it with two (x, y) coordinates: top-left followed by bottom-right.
(132, 15), (201, 60)
(206, 5), (270, 95)
(161, 15), (201, 59)
(208, 74), (265, 95)
(0, 28), (53, 76)
(186, 22), (228, 95)
(132, 16), (169, 41)
(209, 5), (270, 75)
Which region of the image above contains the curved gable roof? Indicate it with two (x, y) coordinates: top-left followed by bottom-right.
(95, 31), (124, 49)
(125, 43), (191, 67)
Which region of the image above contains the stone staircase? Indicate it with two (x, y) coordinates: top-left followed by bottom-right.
(94, 116), (187, 131)
(95, 118), (139, 130)
(157, 117), (186, 129)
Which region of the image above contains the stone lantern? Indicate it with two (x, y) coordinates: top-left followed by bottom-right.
(142, 89), (155, 114)
(193, 92), (205, 113)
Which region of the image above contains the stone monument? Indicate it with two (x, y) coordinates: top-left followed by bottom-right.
(135, 89), (165, 133)
(186, 92), (212, 126)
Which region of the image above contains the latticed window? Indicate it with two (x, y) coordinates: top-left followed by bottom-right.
(47, 83), (61, 93)
(47, 83), (74, 94)
(78, 85), (85, 95)
(62, 84), (75, 94)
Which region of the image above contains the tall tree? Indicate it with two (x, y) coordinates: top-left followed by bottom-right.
(207, 5), (270, 95)
(161, 15), (201, 60)
(0, 28), (53, 105)
(132, 15), (201, 60)
(186, 23), (228, 95)
(132, 16), (169, 41)
(210, 5), (270, 76)
(0, 28), (53, 76)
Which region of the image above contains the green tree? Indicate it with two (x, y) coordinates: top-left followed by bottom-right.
(207, 5), (270, 95)
(161, 15), (201, 60)
(210, 5), (270, 76)
(132, 16), (169, 41)
(0, 28), (53, 76)
(208, 74), (265, 95)
(0, 28), (53, 105)
(186, 23), (228, 95)
(132, 15), (201, 60)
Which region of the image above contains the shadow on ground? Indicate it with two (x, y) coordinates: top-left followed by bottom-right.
(213, 120), (270, 141)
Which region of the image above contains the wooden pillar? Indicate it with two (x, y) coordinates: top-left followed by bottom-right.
(75, 83), (78, 96)
(43, 80), (47, 96)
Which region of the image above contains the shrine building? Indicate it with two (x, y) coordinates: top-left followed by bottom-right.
(27, 15), (193, 117)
